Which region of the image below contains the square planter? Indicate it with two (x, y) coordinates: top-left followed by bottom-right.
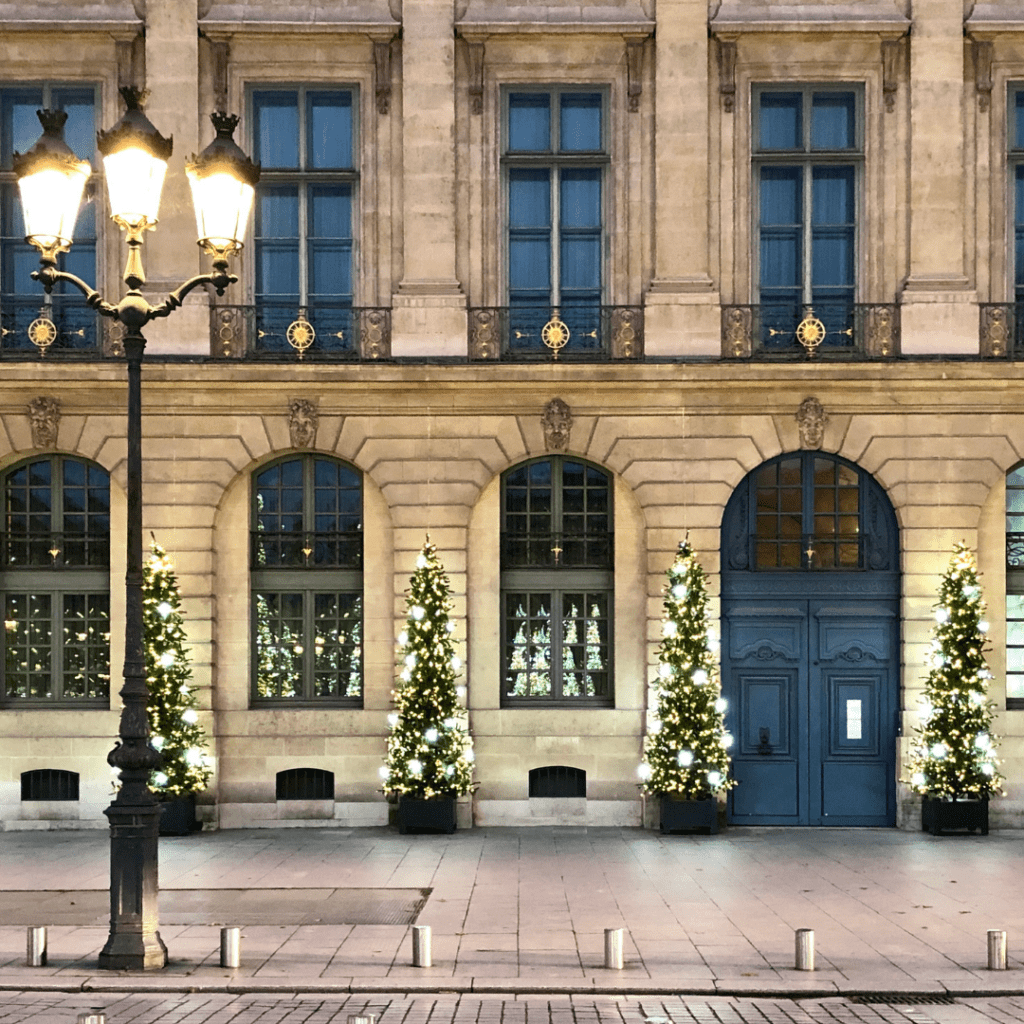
(921, 796), (989, 836)
(660, 795), (719, 835)
(397, 795), (457, 834)
(158, 793), (201, 836)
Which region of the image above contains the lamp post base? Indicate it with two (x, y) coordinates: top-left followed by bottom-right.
(98, 798), (167, 970)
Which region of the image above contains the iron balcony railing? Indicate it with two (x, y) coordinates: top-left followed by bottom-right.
(251, 530), (363, 570)
(1, 530), (110, 568)
(469, 305), (643, 361)
(980, 303), (1024, 358)
(501, 530), (613, 569)
(0, 298), (103, 356)
(721, 303), (900, 359)
(212, 304), (391, 360)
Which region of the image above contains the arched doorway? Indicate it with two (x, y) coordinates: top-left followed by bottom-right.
(720, 452), (900, 826)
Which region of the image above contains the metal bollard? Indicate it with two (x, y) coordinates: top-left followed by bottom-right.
(77, 1012), (106, 1024)
(795, 928), (815, 971)
(987, 930), (1008, 971)
(26, 926), (46, 967)
(220, 926), (241, 969)
(347, 1017), (377, 1024)
(604, 928), (624, 970)
(412, 925), (432, 967)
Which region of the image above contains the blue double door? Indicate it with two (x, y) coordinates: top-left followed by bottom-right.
(723, 592), (897, 826)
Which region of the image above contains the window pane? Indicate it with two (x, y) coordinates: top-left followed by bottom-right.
(62, 593), (110, 699)
(253, 91), (299, 168)
(560, 169), (601, 228)
(1, 88), (44, 169)
(1016, 167), (1024, 297)
(504, 592), (553, 697)
(811, 92), (856, 150)
(308, 91), (352, 169)
(256, 189), (300, 300)
(1015, 91), (1024, 151)
(53, 88), (97, 163)
(313, 592), (362, 697)
(761, 167), (803, 225)
(308, 185), (353, 300)
(508, 93), (550, 151)
(759, 92), (802, 150)
(509, 169), (551, 228)
(4, 594), (52, 698)
(255, 592), (304, 697)
(560, 93), (602, 151)
(561, 592), (609, 697)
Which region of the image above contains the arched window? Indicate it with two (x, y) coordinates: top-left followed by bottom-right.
(1, 456), (110, 706)
(500, 456), (613, 705)
(251, 455), (362, 703)
(1006, 466), (1024, 708)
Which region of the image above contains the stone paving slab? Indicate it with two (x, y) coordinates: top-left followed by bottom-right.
(2, 828), (1024, 998)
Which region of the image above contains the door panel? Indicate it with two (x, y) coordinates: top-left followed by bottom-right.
(725, 599), (896, 826)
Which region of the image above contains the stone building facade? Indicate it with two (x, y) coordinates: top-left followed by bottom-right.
(2, 0), (1024, 830)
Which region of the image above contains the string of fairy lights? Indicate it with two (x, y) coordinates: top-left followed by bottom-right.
(904, 542), (1003, 799)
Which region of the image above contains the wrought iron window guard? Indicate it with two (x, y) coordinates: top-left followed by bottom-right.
(501, 530), (613, 569)
(722, 303), (899, 359)
(469, 305), (643, 361)
(212, 304), (391, 360)
(2, 530), (110, 568)
(1, 298), (103, 356)
(251, 530), (363, 569)
(980, 303), (1024, 358)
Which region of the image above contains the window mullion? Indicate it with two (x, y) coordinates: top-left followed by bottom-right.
(803, 163), (813, 306)
(552, 166), (561, 308)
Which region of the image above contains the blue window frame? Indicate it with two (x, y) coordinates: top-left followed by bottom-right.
(1, 456), (110, 706)
(250, 88), (356, 354)
(754, 87), (860, 347)
(251, 455), (363, 704)
(504, 89), (606, 355)
(1, 84), (98, 354)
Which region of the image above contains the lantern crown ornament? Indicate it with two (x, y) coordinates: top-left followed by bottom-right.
(13, 109), (92, 259)
(186, 112), (261, 258)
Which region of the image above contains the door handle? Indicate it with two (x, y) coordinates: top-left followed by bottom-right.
(757, 727), (772, 755)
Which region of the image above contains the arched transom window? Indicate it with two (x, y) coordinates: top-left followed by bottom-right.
(1, 456), (110, 705)
(251, 455), (363, 703)
(500, 457), (613, 705)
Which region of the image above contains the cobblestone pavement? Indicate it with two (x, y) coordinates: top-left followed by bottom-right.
(1, 991), (1023, 1024)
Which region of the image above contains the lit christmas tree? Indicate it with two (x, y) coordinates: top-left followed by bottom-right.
(144, 540), (212, 798)
(639, 540), (735, 799)
(905, 542), (1003, 800)
(382, 538), (475, 799)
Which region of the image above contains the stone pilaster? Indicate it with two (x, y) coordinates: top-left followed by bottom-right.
(140, 0), (207, 355)
(643, 0), (720, 356)
(391, 0), (466, 357)
(900, 0), (977, 354)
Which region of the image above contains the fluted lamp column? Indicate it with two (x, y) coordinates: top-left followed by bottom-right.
(14, 87), (259, 971)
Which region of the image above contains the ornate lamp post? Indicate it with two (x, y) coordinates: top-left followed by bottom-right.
(14, 87), (259, 971)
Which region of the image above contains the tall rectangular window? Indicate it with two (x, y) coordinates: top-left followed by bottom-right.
(1010, 90), (1024, 309)
(503, 89), (606, 357)
(754, 87), (861, 349)
(1, 85), (98, 354)
(1006, 466), (1024, 707)
(250, 88), (356, 355)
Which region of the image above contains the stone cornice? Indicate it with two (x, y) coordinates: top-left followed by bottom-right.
(710, 1), (909, 36)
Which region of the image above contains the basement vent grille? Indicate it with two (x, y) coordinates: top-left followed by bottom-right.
(529, 765), (586, 798)
(276, 767), (335, 801)
(21, 769), (79, 802)
(849, 994), (956, 1006)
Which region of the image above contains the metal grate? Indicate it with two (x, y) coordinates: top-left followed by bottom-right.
(21, 769), (80, 801)
(529, 765), (586, 798)
(849, 994), (956, 1006)
(276, 767), (335, 801)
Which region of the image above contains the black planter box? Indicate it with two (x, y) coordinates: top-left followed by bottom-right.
(158, 793), (202, 836)
(921, 796), (989, 836)
(660, 795), (719, 835)
(397, 795), (457, 834)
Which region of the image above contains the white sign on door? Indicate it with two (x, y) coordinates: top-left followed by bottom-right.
(846, 698), (863, 740)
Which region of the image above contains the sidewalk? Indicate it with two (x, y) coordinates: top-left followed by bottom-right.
(1, 827), (1022, 998)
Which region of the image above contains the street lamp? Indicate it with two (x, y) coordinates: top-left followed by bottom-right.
(14, 86), (259, 971)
